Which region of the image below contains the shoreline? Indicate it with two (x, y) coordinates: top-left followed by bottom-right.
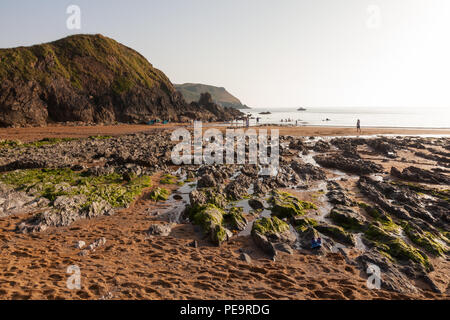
(1, 123), (450, 142)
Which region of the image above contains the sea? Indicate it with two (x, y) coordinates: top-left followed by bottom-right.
(242, 107), (450, 129)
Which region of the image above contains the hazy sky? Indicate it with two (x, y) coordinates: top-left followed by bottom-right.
(1, 0), (450, 109)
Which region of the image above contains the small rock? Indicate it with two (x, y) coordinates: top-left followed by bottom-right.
(248, 199), (264, 210)
(273, 242), (294, 255)
(79, 249), (89, 256)
(147, 223), (172, 237)
(173, 194), (183, 201)
(239, 252), (252, 263)
(188, 240), (198, 248)
(75, 240), (86, 249)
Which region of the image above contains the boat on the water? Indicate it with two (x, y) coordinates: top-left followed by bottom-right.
(297, 107), (307, 111)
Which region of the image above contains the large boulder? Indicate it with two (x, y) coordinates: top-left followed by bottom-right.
(251, 216), (296, 255)
(270, 190), (316, 219)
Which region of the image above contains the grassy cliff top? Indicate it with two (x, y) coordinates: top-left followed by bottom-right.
(0, 34), (174, 93)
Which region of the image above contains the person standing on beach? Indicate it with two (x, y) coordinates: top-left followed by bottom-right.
(356, 119), (361, 134)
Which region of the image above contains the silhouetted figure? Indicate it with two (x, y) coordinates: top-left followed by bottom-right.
(357, 119), (361, 134)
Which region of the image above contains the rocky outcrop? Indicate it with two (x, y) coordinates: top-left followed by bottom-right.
(251, 217), (296, 256)
(0, 34), (242, 127)
(391, 166), (450, 185)
(314, 154), (383, 175)
(174, 83), (250, 109)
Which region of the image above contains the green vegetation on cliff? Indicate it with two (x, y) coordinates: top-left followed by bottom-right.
(0, 34), (173, 93)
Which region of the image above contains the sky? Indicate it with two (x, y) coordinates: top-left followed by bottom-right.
(1, 0), (450, 109)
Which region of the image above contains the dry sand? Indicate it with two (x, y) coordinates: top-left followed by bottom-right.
(0, 174), (433, 300)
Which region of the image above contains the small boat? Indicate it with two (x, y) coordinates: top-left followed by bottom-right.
(297, 107), (307, 111)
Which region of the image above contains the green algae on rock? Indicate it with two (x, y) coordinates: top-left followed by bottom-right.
(160, 174), (178, 185)
(402, 222), (447, 257)
(358, 202), (400, 232)
(223, 207), (247, 231)
(364, 224), (432, 271)
(189, 187), (228, 209)
(329, 205), (366, 232)
(315, 224), (355, 246)
(252, 216), (290, 236)
(291, 217), (318, 233)
(187, 204), (229, 246)
(0, 168), (152, 208)
(270, 190), (317, 219)
(148, 187), (170, 202)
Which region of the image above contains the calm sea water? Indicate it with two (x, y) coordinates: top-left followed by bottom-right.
(245, 107), (450, 129)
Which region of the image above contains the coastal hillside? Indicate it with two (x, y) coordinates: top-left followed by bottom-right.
(0, 34), (242, 127)
(175, 83), (250, 109)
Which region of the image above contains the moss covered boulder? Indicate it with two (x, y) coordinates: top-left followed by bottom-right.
(251, 217), (296, 255)
(159, 174), (177, 185)
(291, 217), (320, 249)
(291, 217), (318, 233)
(188, 204), (230, 246)
(329, 205), (366, 231)
(189, 188), (227, 209)
(224, 207), (247, 231)
(315, 224), (355, 246)
(148, 187), (170, 202)
(270, 190), (317, 219)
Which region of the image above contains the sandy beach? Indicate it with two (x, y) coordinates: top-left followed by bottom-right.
(0, 125), (448, 300)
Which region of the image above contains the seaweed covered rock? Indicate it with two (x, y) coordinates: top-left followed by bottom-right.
(188, 204), (230, 246)
(291, 217), (321, 249)
(402, 222), (447, 257)
(224, 207), (247, 231)
(189, 187), (227, 208)
(329, 205), (366, 231)
(363, 224), (432, 271)
(315, 223), (355, 246)
(18, 195), (113, 233)
(356, 251), (419, 295)
(148, 187), (170, 202)
(270, 190), (317, 219)
(251, 217), (296, 255)
(3, 168), (152, 232)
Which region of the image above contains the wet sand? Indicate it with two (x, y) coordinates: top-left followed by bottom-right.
(1, 123), (449, 142)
